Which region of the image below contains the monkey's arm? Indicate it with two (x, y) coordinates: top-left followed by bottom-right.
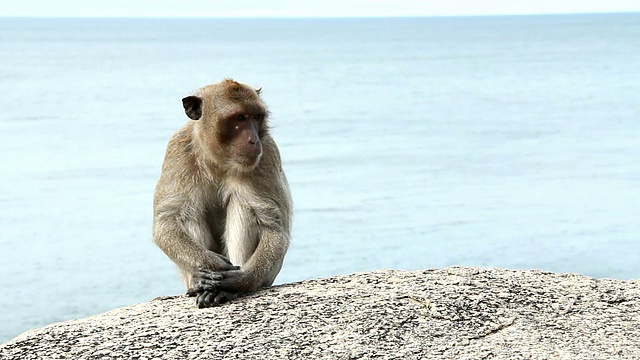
(193, 190), (292, 295)
(153, 198), (238, 273)
(192, 190), (292, 301)
(193, 225), (289, 290)
(190, 225), (289, 307)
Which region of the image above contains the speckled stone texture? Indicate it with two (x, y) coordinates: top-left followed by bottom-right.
(2, 266), (639, 359)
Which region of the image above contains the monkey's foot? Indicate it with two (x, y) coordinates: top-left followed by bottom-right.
(192, 289), (240, 308)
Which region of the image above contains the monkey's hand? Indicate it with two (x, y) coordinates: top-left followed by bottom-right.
(186, 267), (247, 308)
(190, 268), (257, 295)
(205, 251), (241, 272)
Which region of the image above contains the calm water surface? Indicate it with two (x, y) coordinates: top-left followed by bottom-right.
(0, 14), (639, 342)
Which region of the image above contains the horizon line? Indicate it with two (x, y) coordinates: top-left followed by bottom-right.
(0, 11), (640, 20)
(0, 11), (638, 19)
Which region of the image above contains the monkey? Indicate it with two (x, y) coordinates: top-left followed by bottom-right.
(152, 79), (292, 308)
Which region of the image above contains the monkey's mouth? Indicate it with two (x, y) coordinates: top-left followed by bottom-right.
(234, 151), (262, 167)
(237, 144), (262, 164)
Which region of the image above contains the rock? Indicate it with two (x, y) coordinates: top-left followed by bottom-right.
(2, 266), (639, 359)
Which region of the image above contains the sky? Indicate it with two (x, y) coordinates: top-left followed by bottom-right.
(1, 0), (640, 17)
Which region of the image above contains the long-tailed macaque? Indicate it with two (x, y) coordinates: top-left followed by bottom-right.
(152, 79), (292, 308)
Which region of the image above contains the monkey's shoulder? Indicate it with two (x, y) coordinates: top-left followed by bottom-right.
(166, 123), (196, 154)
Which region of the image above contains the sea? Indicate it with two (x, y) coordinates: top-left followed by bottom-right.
(0, 14), (639, 343)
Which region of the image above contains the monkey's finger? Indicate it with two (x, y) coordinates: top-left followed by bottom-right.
(206, 292), (219, 307)
(195, 270), (224, 281)
(202, 270), (244, 291)
(198, 291), (220, 308)
(186, 288), (199, 297)
(191, 283), (218, 293)
(194, 271), (227, 289)
(194, 276), (222, 288)
(202, 292), (216, 307)
(196, 292), (206, 307)
(214, 291), (239, 305)
(213, 294), (227, 304)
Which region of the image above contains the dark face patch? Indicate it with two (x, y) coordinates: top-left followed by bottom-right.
(222, 112), (264, 166)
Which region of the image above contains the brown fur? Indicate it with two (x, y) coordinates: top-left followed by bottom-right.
(152, 79), (292, 304)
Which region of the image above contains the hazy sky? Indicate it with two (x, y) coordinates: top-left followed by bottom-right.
(2, 0), (640, 17)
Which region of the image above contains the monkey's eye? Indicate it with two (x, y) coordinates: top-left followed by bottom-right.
(234, 114), (246, 122)
(248, 114), (264, 124)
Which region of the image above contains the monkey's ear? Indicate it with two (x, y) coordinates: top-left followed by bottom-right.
(182, 96), (203, 120)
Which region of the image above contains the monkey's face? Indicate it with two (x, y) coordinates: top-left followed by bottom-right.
(221, 112), (264, 169)
(182, 80), (268, 172)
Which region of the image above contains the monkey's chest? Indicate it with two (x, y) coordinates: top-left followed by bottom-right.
(204, 205), (227, 246)
(204, 199), (259, 262)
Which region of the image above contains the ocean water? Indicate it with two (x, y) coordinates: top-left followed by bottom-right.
(1, 14), (639, 342)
